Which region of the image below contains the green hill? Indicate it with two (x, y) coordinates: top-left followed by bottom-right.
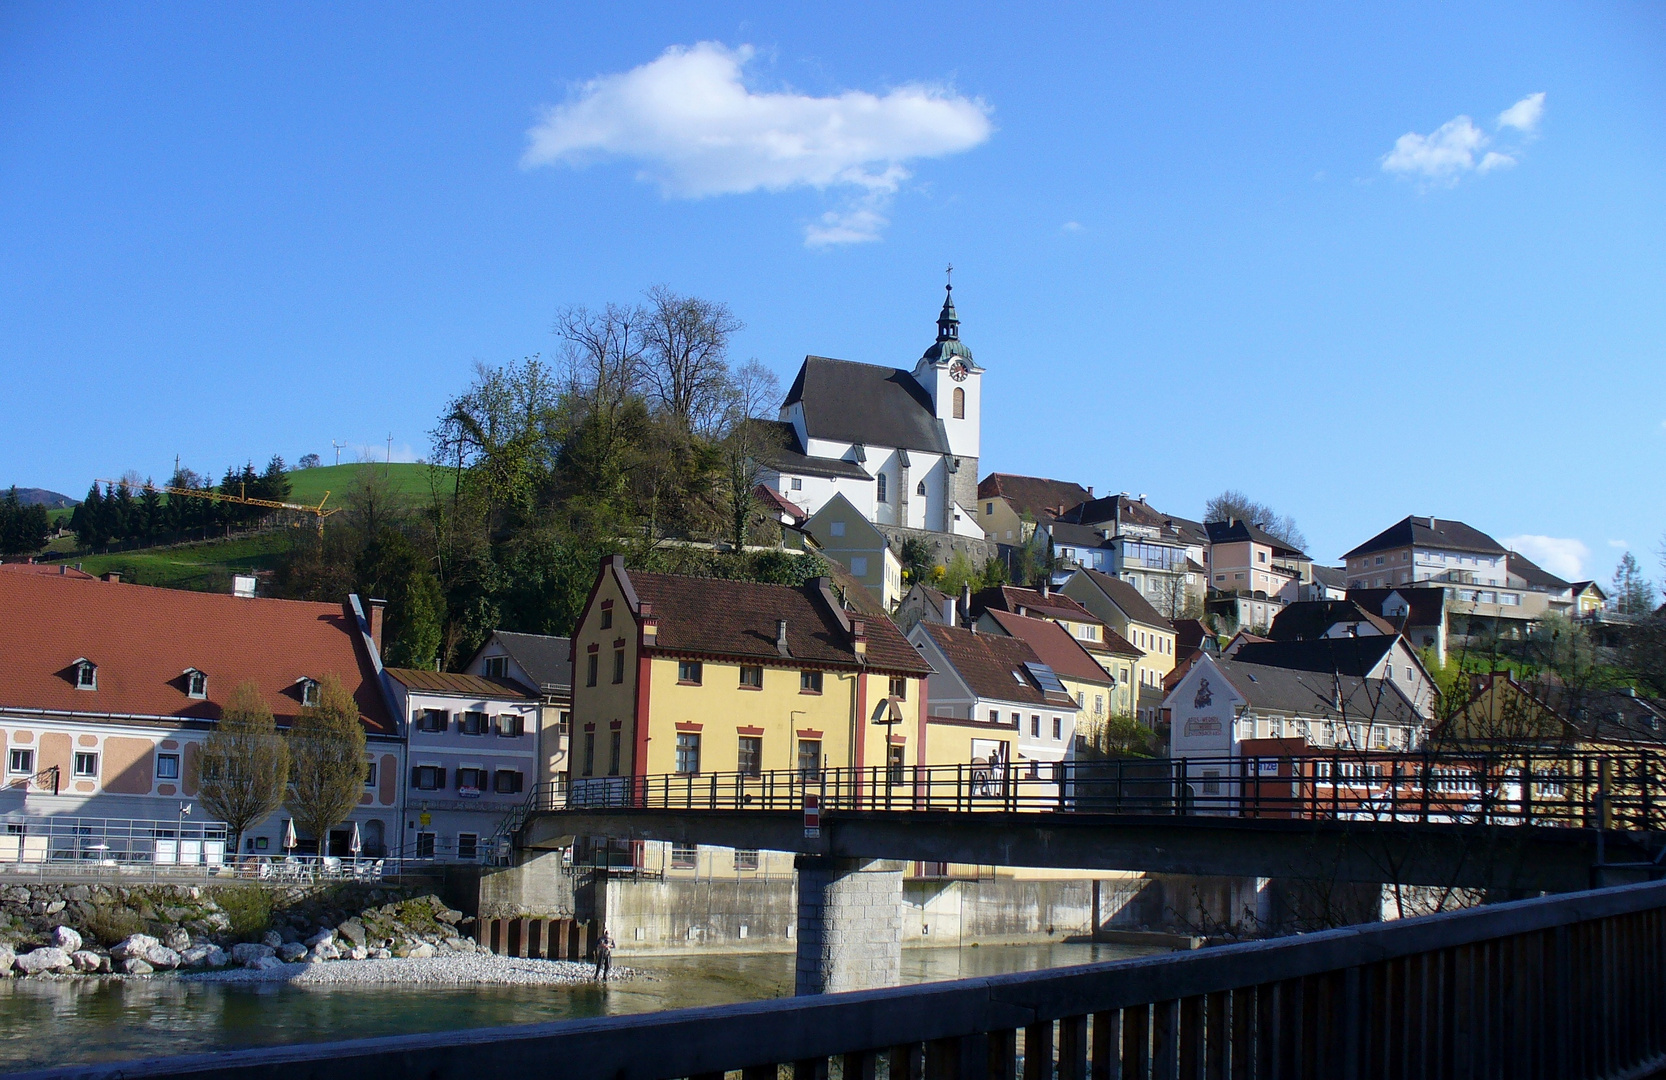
(73, 534), (293, 592)
(285, 462), (459, 508)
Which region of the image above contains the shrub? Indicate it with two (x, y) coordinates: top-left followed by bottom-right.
(82, 905), (145, 946)
(216, 885), (274, 941)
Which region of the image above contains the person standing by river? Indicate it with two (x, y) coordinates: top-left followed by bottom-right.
(593, 929), (615, 981)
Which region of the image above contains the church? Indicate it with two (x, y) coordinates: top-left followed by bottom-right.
(758, 284), (986, 540)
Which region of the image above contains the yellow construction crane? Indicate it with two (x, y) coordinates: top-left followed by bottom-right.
(95, 479), (339, 534)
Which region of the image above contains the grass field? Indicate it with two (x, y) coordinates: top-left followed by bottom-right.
(285, 462), (459, 508)
(71, 533), (294, 592)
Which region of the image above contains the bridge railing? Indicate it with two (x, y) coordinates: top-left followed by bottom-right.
(33, 878), (1666, 1080)
(547, 750), (1666, 830)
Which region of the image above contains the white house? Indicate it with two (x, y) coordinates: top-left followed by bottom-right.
(383, 668), (541, 863)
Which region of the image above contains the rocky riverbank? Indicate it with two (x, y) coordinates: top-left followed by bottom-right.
(184, 953), (632, 986)
(0, 881), (527, 980)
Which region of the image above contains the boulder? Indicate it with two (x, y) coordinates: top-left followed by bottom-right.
(142, 945), (181, 971)
(69, 950), (103, 973)
(435, 908), (463, 925)
(43, 899), (66, 915)
(304, 928), (335, 948)
(163, 928), (192, 953)
(15, 947), (73, 975)
(250, 955), (284, 972)
(230, 943), (275, 965)
(278, 943), (308, 963)
(260, 931), (284, 949)
(51, 925), (83, 952)
(0, 944), (14, 976)
(371, 948), (392, 960)
(335, 918), (367, 947)
(309, 940), (341, 962)
(66, 885), (91, 902)
(348, 945), (368, 961)
(122, 958), (155, 976)
(179, 944), (224, 969)
(110, 934), (161, 961)
(406, 942), (435, 960)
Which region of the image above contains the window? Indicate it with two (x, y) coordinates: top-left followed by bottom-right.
(800, 670), (823, 693)
(739, 665), (763, 688)
(415, 832), (436, 859)
(586, 653), (598, 687)
(916, 480), (927, 497)
(671, 844), (698, 870)
(74, 661), (96, 690)
(887, 744), (905, 784)
(797, 739), (822, 777)
(876, 473), (888, 503)
(989, 709), (1000, 723)
(830, 521), (845, 537)
(734, 849), (760, 871)
(1052, 717), (1062, 740)
(583, 732), (595, 776)
(155, 753), (180, 780)
(1257, 552), (1267, 563)
(850, 556), (868, 576)
(482, 655), (508, 678)
(600, 605), (612, 629)
(185, 670), (208, 699)
(675, 733), (701, 775)
(986, 502), (995, 515)
(1031, 715), (1041, 737)
(791, 478), (803, 491)
(612, 648), (625, 684)
(418, 708), (448, 733)
(457, 833), (478, 860)
(558, 710), (571, 736)
(497, 713), (524, 737)
(952, 386), (965, 419)
(73, 752), (97, 778)
(679, 660), (703, 685)
(363, 760), (378, 788)
(494, 769), (524, 794)
(460, 711), (487, 736)
(609, 731), (622, 775)
(738, 736), (762, 777)
(411, 765), (445, 791)
(300, 678), (320, 706)
(456, 767), (487, 792)
(889, 676), (908, 700)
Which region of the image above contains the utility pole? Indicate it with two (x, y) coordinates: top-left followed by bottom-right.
(385, 433), (393, 477)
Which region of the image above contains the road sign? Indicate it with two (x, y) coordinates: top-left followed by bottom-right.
(804, 793), (820, 839)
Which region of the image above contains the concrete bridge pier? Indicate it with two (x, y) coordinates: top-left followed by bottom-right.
(794, 856), (905, 995)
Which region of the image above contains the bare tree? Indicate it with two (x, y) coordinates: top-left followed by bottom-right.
(285, 674), (367, 853)
(642, 285), (744, 435)
(718, 359), (784, 550)
(191, 681), (290, 856)
(1203, 489), (1307, 552)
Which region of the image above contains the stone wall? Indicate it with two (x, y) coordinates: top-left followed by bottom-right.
(795, 857), (904, 995)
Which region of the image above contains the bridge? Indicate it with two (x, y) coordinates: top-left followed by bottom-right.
(516, 752), (1666, 993)
(24, 878), (1666, 1080)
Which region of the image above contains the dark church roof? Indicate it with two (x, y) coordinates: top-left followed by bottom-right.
(1343, 516), (1507, 560)
(783, 356), (951, 454)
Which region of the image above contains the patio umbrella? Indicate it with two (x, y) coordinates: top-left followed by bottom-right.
(282, 818), (297, 852)
(349, 821), (362, 857)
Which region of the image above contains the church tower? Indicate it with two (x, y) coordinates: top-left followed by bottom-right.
(912, 277), (982, 528)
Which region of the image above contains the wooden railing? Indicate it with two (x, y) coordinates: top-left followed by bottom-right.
(22, 879), (1666, 1080)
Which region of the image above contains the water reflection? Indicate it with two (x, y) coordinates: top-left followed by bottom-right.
(0, 942), (1161, 1073)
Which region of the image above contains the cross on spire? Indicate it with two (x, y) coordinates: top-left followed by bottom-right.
(945, 262), (954, 291)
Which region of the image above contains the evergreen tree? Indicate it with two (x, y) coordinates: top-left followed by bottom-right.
(1613, 551), (1657, 615)
(254, 455), (291, 503)
(0, 488), (50, 557)
(72, 483), (105, 550)
(137, 481), (163, 542)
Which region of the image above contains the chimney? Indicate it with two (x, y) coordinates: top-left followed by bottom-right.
(852, 619), (867, 661)
(640, 602), (657, 646)
(368, 598), (387, 657)
(1040, 581), (1051, 598)
(776, 619), (791, 657)
(960, 582), (972, 622)
(100, 571), (120, 584)
(1087, 486), (1094, 497)
(941, 596), (957, 626)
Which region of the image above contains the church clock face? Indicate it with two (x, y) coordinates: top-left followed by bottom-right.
(949, 359), (969, 382)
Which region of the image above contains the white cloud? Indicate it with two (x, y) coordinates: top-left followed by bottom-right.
(1609, 539), (1630, 550)
(1061, 220), (1083, 233)
(522, 42), (992, 244)
(1380, 94), (1545, 186)
(1505, 534), (1589, 580)
(1498, 92), (1546, 133)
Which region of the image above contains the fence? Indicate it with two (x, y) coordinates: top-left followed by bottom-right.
(547, 751), (1666, 831)
(24, 878), (1666, 1080)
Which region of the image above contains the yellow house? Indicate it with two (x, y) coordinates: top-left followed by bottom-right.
(568, 557), (933, 792)
(1059, 568), (1178, 723)
(1445, 672), (1666, 754)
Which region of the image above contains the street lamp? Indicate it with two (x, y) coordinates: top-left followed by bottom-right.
(177, 802), (192, 867)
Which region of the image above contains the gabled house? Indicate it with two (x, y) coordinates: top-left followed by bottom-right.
(1506, 552), (1575, 613)
(802, 492), (905, 608)
(1569, 581), (1608, 617)
(976, 609), (1118, 737)
(976, 473), (1091, 545)
(1203, 519), (1311, 608)
(1227, 636), (1437, 720)
(1442, 673), (1666, 753)
(1301, 566), (1349, 602)
(1268, 600), (1397, 643)
(1059, 568), (1178, 723)
(1052, 494), (1205, 618)
(892, 582), (957, 633)
(0, 570), (401, 859)
(463, 630), (574, 787)
(907, 622), (1081, 773)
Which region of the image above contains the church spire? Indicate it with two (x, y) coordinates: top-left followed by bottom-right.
(918, 267), (974, 366)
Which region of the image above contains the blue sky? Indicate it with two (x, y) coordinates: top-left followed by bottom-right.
(2, 3), (1663, 579)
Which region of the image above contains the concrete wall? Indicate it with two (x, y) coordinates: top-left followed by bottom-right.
(796, 857), (904, 994)
(602, 872), (798, 955)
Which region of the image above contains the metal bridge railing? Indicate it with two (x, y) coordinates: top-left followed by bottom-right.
(28, 878), (1666, 1080)
(536, 750), (1666, 831)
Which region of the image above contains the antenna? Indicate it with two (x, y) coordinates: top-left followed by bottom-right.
(331, 440), (346, 466)
(385, 433), (393, 474)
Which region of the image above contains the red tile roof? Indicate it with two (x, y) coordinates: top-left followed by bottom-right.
(976, 474), (1091, 520)
(385, 669), (536, 700)
(0, 562), (95, 579)
(623, 567), (931, 675)
(919, 624), (1078, 708)
(0, 573), (394, 734)
(981, 609), (1114, 685)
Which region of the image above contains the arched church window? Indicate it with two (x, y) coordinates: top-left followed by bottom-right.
(916, 481), (927, 496)
(876, 473), (888, 504)
(953, 387), (965, 419)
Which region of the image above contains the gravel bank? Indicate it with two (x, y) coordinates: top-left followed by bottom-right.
(179, 954), (637, 987)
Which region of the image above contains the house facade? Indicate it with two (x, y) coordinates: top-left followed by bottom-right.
(1059, 568), (1178, 723)
(1203, 519), (1310, 607)
(383, 669), (540, 862)
(977, 473), (1090, 546)
(464, 630), (574, 787)
(0, 568), (402, 859)
(567, 558), (931, 797)
(801, 493), (905, 608)
(758, 285), (983, 538)
(976, 609), (1116, 746)
(1051, 495), (1207, 619)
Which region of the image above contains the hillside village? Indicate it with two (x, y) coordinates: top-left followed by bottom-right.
(2, 282), (1664, 875)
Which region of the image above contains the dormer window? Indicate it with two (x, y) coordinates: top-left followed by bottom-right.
(73, 659), (97, 691)
(184, 669), (208, 699)
(296, 677), (320, 706)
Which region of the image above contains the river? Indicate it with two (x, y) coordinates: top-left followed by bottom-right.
(0, 942), (1161, 1073)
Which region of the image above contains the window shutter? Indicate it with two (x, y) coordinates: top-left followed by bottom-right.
(410, 766), (420, 787)
(436, 767), (446, 789)
(513, 771), (524, 794)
